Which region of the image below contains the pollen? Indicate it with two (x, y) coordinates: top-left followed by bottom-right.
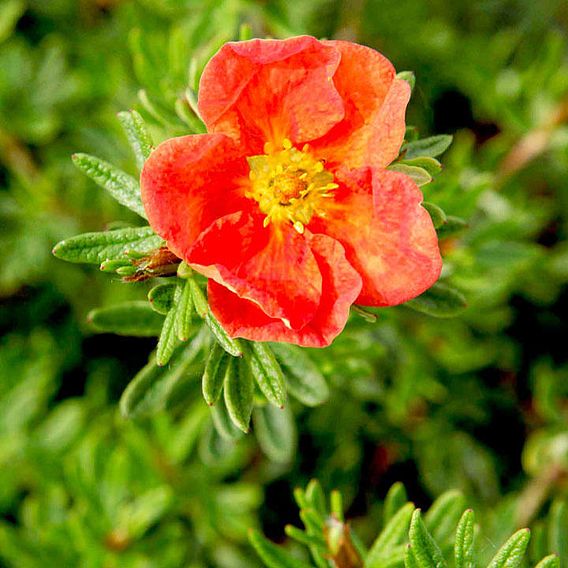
(246, 139), (337, 233)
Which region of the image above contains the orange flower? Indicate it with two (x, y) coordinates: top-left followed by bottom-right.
(141, 36), (442, 347)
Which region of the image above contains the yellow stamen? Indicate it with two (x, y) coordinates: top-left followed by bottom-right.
(246, 140), (336, 231)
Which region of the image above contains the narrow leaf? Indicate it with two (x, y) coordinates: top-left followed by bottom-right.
(384, 483), (409, 524)
(437, 216), (468, 238)
(486, 529), (530, 568)
(300, 508), (324, 534)
(271, 343), (329, 407)
(210, 397), (243, 440)
(405, 545), (420, 568)
(405, 283), (467, 318)
(424, 490), (466, 545)
(422, 202), (447, 229)
(0, 0), (25, 44)
(388, 164), (432, 186)
(249, 529), (313, 568)
(403, 135), (453, 159)
(454, 510), (475, 568)
(352, 305), (378, 322)
(53, 227), (162, 264)
(189, 278), (208, 318)
(120, 335), (203, 418)
(367, 503), (415, 566)
(396, 70), (415, 91)
(156, 304), (178, 366)
(72, 153), (146, 218)
(408, 510), (447, 568)
(198, 422), (234, 466)
(206, 311), (243, 357)
(305, 480), (327, 517)
(368, 545), (406, 568)
(174, 280), (194, 341)
(253, 404), (296, 463)
(148, 283), (176, 315)
(118, 486), (172, 539)
(100, 258), (132, 272)
(331, 490), (344, 522)
(398, 157), (442, 175)
(534, 555), (560, 568)
(87, 302), (164, 337)
(224, 358), (253, 433)
(202, 343), (229, 406)
(117, 110), (154, 170)
(246, 342), (287, 407)
(548, 501), (567, 565)
(285, 525), (326, 549)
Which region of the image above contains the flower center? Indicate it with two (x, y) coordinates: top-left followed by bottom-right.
(246, 139), (337, 234)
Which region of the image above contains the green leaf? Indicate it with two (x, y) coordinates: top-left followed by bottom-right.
(305, 480), (327, 517)
(189, 279), (208, 318)
(206, 312), (243, 357)
(352, 305), (378, 323)
(396, 70), (415, 91)
(174, 279), (194, 341)
(369, 545), (407, 568)
(117, 486), (172, 540)
(384, 483), (409, 524)
(0, 0), (25, 44)
(367, 503), (415, 567)
(454, 510), (475, 568)
(148, 283), (176, 315)
(486, 529), (530, 568)
(534, 555), (560, 568)
(239, 22), (253, 41)
(210, 396), (243, 440)
(156, 300), (179, 367)
(331, 490), (344, 522)
(52, 227), (162, 265)
(249, 529), (313, 568)
(117, 110), (154, 170)
(120, 335), (204, 418)
(100, 258), (133, 272)
(271, 343), (329, 407)
(422, 202), (447, 229)
(388, 164), (432, 186)
(202, 343), (229, 406)
(405, 283), (467, 318)
(403, 135), (453, 159)
(253, 404), (296, 463)
(224, 358), (253, 433)
(72, 153), (147, 218)
(116, 265), (137, 276)
(398, 157), (442, 175)
(437, 216), (468, 238)
(87, 302), (164, 337)
(405, 545), (421, 568)
(246, 342), (287, 407)
(408, 510), (447, 568)
(285, 525), (326, 549)
(424, 490), (466, 545)
(299, 507), (324, 535)
(548, 501), (568, 565)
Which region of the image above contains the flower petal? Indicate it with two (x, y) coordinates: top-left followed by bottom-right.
(311, 40), (410, 169)
(311, 168), (442, 306)
(188, 212), (323, 330)
(208, 233), (362, 347)
(140, 133), (250, 259)
(198, 36), (344, 153)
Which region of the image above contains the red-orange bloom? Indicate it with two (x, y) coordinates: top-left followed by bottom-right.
(141, 36), (442, 347)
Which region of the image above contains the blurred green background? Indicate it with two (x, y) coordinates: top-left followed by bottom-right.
(0, 0), (567, 566)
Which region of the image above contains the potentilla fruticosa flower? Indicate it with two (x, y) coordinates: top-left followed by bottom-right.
(141, 36), (442, 347)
